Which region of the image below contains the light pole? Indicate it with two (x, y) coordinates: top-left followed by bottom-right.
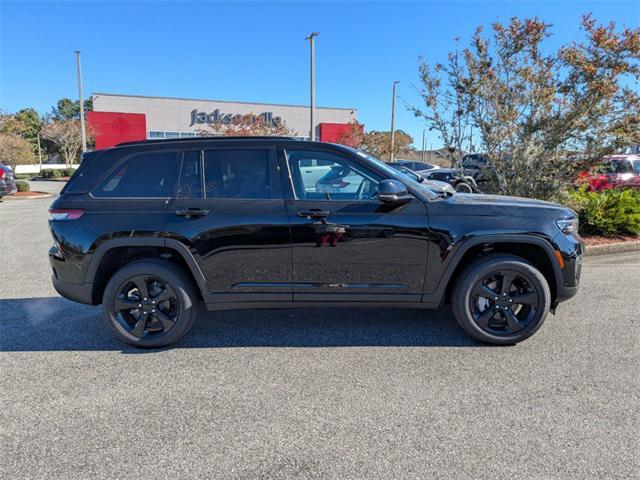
(75, 50), (87, 153)
(389, 80), (400, 162)
(305, 32), (319, 141)
(421, 129), (426, 162)
(37, 132), (43, 171)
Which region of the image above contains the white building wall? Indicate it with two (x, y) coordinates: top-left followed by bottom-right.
(92, 93), (357, 138)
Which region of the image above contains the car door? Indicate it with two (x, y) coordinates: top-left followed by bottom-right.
(165, 146), (292, 303)
(281, 147), (430, 302)
(81, 150), (179, 257)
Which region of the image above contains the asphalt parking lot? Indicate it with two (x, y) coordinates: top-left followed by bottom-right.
(1, 182), (638, 479)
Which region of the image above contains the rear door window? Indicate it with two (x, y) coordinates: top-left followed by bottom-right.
(93, 151), (177, 198)
(203, 149), (275, 199)
(176, 150), (203, 198)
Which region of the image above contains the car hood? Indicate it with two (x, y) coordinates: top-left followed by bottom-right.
(422, 179), (456, 194)
(442, 193), (574, 218)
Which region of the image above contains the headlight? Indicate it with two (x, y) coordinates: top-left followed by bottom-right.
(555, 218), (578, 234)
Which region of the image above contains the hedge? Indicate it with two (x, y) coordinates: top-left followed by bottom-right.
(42, 169), (62, 178)
(15, 180), (30, 192)
(567, 188), (640, 237)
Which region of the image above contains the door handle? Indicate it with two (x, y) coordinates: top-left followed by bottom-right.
(297, 209), (330, 218)
(176, 208), (210, 218)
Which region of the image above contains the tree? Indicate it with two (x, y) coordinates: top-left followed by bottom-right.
(51, 98), (93, 121)
(40, 120), (92, 166)
(0, 108), (43, 155)
(334, 122), (414, 161)
(0, 108), (41, 140)
(412, 44), (474, 168)
(362, 130), (414, 161)
(197, 113), (297, 138)
(335, 121), (366, 148)
(0, 133), (37, 171)
(413, 15), (640, 200)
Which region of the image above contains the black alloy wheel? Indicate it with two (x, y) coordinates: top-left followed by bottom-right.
(451, 253), (551, 344)
(469, 270), (539, 335)
(113, 275), (179, 339)
(102, 259), (199, 348)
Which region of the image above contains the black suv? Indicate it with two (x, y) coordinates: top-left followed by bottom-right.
(49, 137), (583, 348)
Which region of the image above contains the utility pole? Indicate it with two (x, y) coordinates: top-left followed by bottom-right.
(389, 80), (400, 162)
(37, 132), (43, 171)
(305, 32), (319, 141)
(421, 129), (426, 162)
(75, 50), (87, 153)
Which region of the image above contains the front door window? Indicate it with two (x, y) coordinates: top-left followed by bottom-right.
(286, 150), (380, 201)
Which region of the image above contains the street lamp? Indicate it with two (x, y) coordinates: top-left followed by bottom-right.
(389, 80), (400, 162)
(75, 50), (87, 153)
(305, 32), (319, 141)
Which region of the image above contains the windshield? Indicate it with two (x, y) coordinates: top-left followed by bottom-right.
(623, 145), (640, 155)
(342, 147), (440, 199)
(608, 159), (634, 174)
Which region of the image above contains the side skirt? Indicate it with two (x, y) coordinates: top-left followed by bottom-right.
(205, 301), (440, 312)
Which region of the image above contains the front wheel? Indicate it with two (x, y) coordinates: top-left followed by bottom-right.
(454, 181), (474, 193)
(102, 259), (200, 348)
(451, 253), (551, 345)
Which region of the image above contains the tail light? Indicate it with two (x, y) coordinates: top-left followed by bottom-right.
(48, 209), (84, 220)
(0, 169), (4, 179)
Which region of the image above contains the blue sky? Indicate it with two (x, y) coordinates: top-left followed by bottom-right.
(1, 0), (638, 147)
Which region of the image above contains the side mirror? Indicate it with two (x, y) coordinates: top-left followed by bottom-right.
(378, 179), (412, 204)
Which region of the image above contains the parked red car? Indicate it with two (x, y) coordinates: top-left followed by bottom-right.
(576, 148), (640, 191)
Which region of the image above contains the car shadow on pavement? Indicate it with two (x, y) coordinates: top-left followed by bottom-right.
(0, 296), (483, 352)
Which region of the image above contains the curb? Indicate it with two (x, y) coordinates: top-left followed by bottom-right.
(584, 241), (640, 256)
(2, 192), (54, 201)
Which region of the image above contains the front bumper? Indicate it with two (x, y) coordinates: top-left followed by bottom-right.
(553, 233), (584, 303)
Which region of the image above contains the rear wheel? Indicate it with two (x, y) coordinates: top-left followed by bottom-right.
(102, 259), (200, 348)
(451, 253), (551, 344)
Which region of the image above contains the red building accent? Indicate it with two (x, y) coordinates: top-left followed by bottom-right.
(318, 122), (358, 143)
(87, 111), (147, 149)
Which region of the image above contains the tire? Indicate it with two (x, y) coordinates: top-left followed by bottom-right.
(455, 182), (474, 193)
(102, 259), (200, 348)
(451, 253), (551, 345)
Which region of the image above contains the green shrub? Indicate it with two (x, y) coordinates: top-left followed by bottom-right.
(41, 169), (64, 178)
(15, 180), (30, 192)
(15, 174), (33, 180)
(567, 188), (640, 237)
(63, 168), (76, 177)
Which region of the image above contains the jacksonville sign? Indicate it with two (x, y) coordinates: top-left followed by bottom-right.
(189, 109), (282, 127)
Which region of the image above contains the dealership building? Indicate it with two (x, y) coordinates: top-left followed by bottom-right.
(87, 93), (357, 149)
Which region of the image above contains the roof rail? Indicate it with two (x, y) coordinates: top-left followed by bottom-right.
(115, 136), (296, 147)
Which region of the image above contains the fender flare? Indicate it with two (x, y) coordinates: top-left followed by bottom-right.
(423, 234), (562, 304)
(84, 237), (209, 297)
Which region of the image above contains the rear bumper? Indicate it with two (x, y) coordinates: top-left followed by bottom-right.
(51, 275), (95, 305)
(0, 184), (17, 196)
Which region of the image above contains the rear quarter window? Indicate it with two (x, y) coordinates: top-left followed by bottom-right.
(93, 151), (178, 198)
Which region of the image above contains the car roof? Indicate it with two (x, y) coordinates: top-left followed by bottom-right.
(115, 135), (295, 147)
